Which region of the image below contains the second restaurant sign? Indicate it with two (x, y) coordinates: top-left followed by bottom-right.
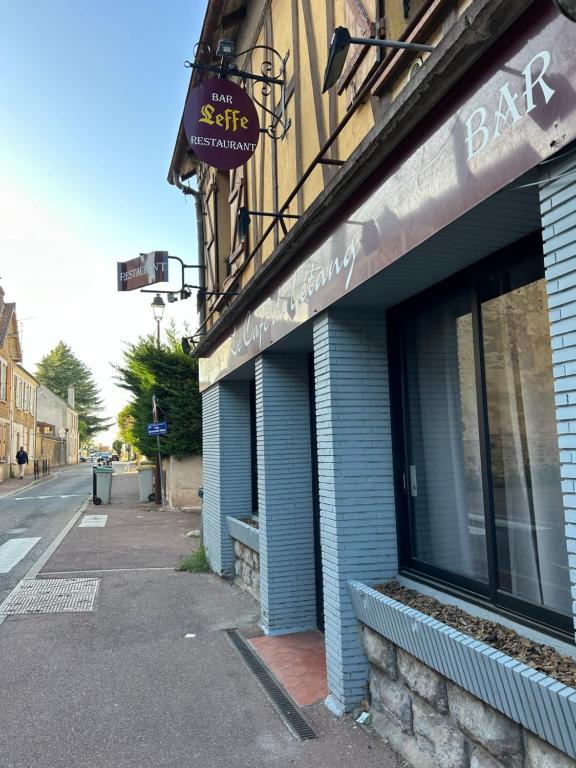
(184, 78), (260, 170)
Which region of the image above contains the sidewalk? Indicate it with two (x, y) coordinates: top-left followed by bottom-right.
(0, 471), (407, 768)
(0, 462), (83, 498)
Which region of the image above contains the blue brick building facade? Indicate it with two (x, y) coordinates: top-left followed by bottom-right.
(541, 150), (576, 633)
(188, 0), (576, 737)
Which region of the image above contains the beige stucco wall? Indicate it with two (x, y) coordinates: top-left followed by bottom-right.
(36, 385), (79, 464)
(163, 455), (203, 509)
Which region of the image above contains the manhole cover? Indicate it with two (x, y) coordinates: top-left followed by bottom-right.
(0, 578), (99, 615)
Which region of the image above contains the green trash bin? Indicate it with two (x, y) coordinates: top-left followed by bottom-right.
(138, 462), (155, 502)
(93, 466), (113, 505)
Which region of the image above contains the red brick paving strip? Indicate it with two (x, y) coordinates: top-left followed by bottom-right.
(249, 630), (329, 706)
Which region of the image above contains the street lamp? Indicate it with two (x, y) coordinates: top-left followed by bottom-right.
(151, 293), (165, 347)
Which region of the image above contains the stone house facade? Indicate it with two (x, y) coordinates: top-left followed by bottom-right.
(12, 364), (38, 475)
(0, 287), (37, 480)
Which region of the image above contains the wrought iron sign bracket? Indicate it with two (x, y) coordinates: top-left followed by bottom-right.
(140, 284), (238, 301)
(185, 43), (292, 140)
(138, 254), (207, 304)
(185, 60), (284, 87)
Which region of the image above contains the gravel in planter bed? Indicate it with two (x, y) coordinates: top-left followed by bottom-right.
(376, 580), (576, 688)
(240, 517), (259, 529)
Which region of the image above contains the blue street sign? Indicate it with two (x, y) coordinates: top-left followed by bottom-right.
(147, 421), (168, 436)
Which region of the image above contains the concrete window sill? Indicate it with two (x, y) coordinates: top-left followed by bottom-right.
(226, 516), (260, 553)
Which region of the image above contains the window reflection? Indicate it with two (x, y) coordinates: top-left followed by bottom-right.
(399, 247), (572, 625)
(406, 290), (488, 582)
(481, 272), (571, 616)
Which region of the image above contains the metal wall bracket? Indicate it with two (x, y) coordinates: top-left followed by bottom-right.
(185, 44), (292, 141)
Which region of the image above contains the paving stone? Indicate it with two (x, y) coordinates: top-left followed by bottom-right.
(241, 561), (252, 586)
(371, 709), (437, 768)
(363, 625), (397, 679)
(412, 698), (468, 768)
(398, 649), (448, 713)
(370, 666), (412, 733)
(470, 746), (508, 768)
(448, 683), (522, 765)
(524, 732), (576, 768)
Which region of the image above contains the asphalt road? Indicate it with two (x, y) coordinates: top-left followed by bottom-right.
(0, 466), (95, 604)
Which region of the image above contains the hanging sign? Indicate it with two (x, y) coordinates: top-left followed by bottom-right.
(183, 78), (260, 170)
(117, 251), (169, 292)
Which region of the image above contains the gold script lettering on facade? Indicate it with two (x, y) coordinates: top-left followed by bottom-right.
(199, 104), (250, 131)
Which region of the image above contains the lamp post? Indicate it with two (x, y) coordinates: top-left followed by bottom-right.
(151, 294), (165, 347)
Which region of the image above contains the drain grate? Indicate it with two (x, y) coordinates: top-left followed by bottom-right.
(225, 629), (316, 741)
(0, 578), (99, 614)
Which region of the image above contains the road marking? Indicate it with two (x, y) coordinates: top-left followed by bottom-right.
(0, 538), (42, 573)
(12, 494), (86, 501)
(78, 515), (108, 528)
(6, 528), (28, 534)
(40, 567), (173, 575)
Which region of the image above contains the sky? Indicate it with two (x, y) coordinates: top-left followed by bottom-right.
(0, 0), (207, 445)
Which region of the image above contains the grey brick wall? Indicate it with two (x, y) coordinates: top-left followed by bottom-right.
(539, 152), (576, 636)
(256, 354), (317, 634)
(313, 311), (398, 712)
(202, 381), (252, 577)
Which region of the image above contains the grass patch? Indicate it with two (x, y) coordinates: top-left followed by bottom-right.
(176, 544), (210, 573)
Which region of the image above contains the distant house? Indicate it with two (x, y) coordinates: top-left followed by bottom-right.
(36, 384), (79, 465)
(0, 286), (37, 480)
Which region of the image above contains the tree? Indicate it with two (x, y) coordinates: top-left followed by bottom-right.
(35, 341), (113, 439)
(117, 404), (136, 446)
(113, 329), (201, 459)
(112, 439), (123, 456)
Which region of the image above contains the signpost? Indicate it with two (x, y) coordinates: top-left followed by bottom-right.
(150, 396), (166, 507)
(117, 251), (169, 292)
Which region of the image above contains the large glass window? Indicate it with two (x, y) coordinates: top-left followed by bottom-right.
(405, 288), (488, 584)
(393, 238), (572, 633)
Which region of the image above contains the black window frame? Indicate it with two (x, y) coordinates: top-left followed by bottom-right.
(388, 232), (574, 639)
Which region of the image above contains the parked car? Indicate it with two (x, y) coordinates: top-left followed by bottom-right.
(111, 454), (120, 462)
(79, 456), (87, 463)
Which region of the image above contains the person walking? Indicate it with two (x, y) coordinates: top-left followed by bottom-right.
(16, 446), (28, 479)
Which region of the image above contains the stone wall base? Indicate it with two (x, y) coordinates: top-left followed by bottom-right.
(233, 540), (260, 602)
(361, 623), (576, 768)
